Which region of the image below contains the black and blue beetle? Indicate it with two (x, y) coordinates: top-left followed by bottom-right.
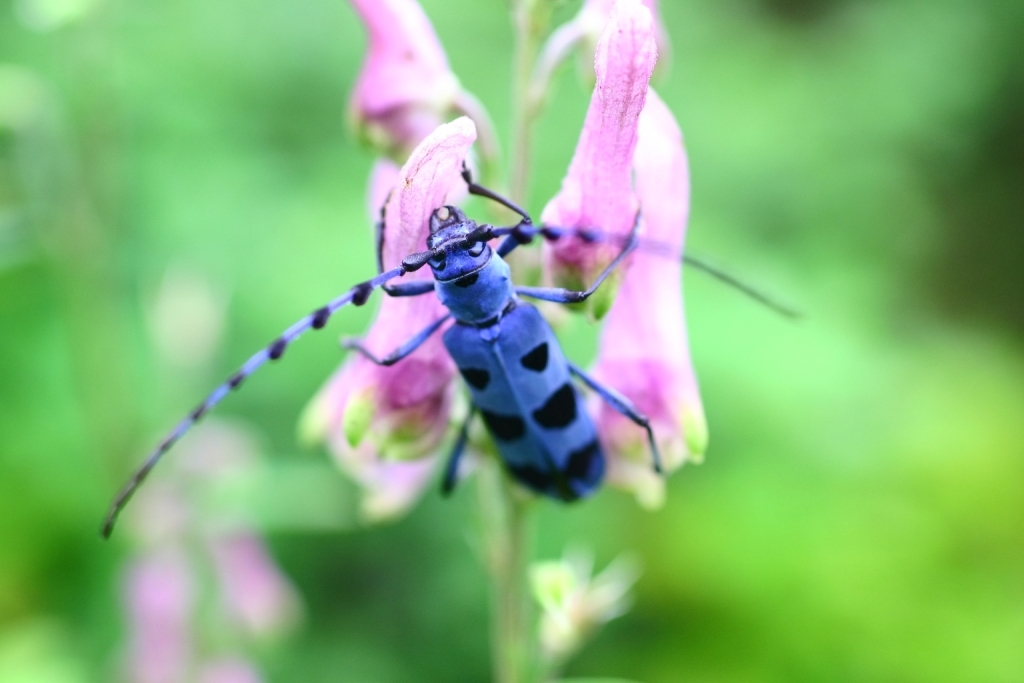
(102, 166), (790, 537)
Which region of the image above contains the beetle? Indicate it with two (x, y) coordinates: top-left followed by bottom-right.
(102, 167), (792, 538)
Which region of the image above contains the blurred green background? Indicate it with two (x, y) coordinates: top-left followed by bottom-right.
(1, 0), (1023, 681)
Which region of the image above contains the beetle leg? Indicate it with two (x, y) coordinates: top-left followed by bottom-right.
(341, 314), (451, 367)
(567, 362), (663, 474)
(441, 405), (477, 496)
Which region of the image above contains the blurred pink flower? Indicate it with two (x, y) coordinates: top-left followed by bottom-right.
(303, 117), (477, 521)
(347, 0), (497, 163)
(207, 533), (301, 638)
(541, 0), (657, 317)
(124, 548), (194, 683)
(592, 89), (706, 507)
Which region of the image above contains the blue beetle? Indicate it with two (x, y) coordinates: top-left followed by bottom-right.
(102, 168), (792, 537)
(392, 201), (660, 502)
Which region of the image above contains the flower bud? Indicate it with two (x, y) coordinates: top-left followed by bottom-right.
(530, 551), (639, 663)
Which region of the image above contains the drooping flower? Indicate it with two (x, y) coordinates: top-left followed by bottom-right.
(347, 0), (498, 167)
(303, 117), (477, 522)
(592, 88), (706, 508)
(540, 0), (658, 319)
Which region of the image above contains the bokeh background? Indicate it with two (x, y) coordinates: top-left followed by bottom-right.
(1, 0), (1023, 681)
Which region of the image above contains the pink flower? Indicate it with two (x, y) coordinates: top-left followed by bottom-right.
(123, 549), (194, 683)
(207, 533), (301, 638)
(541, 0), (658, 318)
(347, 0), (497, 164)
(592, 89), (706, 508)
(303, 117), (477, 521)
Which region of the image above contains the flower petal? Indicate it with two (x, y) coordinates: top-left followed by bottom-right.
(541, 0), (658, 305)
(593, 88), (706, 502)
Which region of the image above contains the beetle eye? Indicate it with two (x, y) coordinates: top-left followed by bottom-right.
(467, 241), (486, 258)
(430, 255), (447, 270)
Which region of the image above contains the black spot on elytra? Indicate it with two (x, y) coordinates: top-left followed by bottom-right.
(520, 342), (548, 372)
(459, 367), (490, 390)
(566, 440), (601, 480)
(508, 464), (551, 492)
(480, 410), (526, 441)
(268, 338), (288, 360)
(454, 272), (479, 288)
(532, 383), (577, 429)
(311, 306), (330, 329)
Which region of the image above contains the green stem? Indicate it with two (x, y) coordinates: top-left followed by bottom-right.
(508, 0), (546, 205)
(480, 462), (535, 683)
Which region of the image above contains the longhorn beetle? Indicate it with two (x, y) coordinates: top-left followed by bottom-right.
(102, 166), (796, 538)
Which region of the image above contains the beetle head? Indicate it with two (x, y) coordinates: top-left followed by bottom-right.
(425, 205), (492, 282)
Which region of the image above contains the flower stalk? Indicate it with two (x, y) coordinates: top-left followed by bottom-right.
(508, 0), (551, 205)
(479, 462), (536, 683)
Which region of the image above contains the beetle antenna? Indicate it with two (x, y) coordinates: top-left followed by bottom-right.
(461, 162), (531, 222)
(488, 222), (801, 319)
(681, 254), (801, 319)
(101, 262), (424, 539)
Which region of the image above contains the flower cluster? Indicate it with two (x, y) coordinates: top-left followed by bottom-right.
(306, 0), (705, 517)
